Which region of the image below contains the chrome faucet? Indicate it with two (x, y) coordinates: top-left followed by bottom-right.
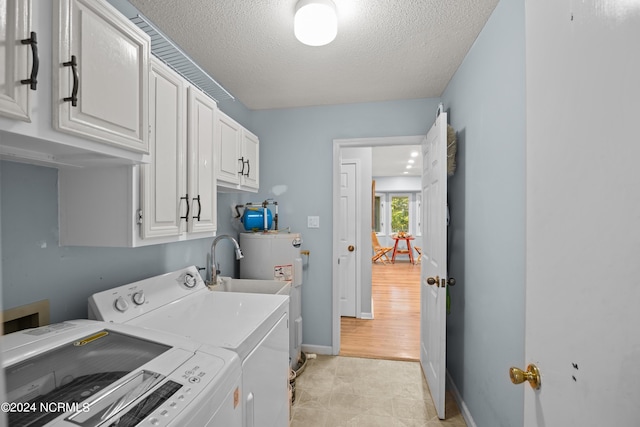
(208, 235), (244, 286)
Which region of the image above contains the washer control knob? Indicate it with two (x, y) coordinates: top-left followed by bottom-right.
(183, 273), (197, 288)
(114, 296), (129, 313)
(132, 291), (145, 305)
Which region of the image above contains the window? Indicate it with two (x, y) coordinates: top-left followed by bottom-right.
(390, 194), (410, 233)
(377, 192), (419, 236)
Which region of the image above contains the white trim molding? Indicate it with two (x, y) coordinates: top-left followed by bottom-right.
(447, 371), (477, 427)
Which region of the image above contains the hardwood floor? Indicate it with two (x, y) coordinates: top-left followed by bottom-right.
(340, 261), (421, 361)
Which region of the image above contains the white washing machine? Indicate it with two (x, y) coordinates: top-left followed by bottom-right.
(88, 266), (290, 427)
(2, 319), (242, 427)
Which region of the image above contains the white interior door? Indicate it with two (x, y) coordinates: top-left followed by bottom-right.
(420, 111), (448, 419)
(338, 161), (357, 317)
(522, 1), (640, 425)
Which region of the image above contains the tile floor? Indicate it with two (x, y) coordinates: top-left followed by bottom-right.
(290, 355), (467, 427)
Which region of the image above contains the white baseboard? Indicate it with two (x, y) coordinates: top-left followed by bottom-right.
(301, 344), (334, 356)
(359, 312), (374, 320)
(446, 370), (477, 427)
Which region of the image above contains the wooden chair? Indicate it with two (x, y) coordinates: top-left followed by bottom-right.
(414, 246), (422, 264)
(372, 232), (393, 264)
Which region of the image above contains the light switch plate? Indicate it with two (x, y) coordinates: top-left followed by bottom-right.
(307, 216), (320, 228)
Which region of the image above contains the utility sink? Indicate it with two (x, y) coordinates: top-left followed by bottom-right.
(211, 277), (291, 296)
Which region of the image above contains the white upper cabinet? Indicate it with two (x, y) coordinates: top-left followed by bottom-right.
(53, 0), (149, 153)
(187, 86), (217, 233)
(216, 109), (242, 185)
(140, 58), (187, 239)
(59, 61), (217, 247)
(142, 59), (216, 239)
(0, 0), (150, 166)
(0, 0), (35, 122)
(240, 127), (259, 190)
(215, 109), (259, 192)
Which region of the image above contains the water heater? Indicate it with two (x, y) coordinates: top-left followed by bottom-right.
(239, 231), (303, 368)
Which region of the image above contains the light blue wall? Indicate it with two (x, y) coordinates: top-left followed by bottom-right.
(218, 99), (254, 131)
(441, 0), (525, 426)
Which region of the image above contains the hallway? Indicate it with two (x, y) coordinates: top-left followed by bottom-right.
(340, 261), (420, 361)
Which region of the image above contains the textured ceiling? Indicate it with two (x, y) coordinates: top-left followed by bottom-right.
(126, 0), (499, 110)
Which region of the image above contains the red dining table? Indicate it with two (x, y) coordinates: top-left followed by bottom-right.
(391, 234), (415, 264)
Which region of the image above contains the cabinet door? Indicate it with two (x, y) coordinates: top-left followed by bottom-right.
(54, 0), (149, 152)
(141, 59), (187, 239)
(241, 129), (259, 190)
(187, 87), (216, 234)
(0, 0), (32, 121)
(215, 109), (242, 185)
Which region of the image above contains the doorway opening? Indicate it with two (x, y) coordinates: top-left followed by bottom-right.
(331, 135), (425, 359)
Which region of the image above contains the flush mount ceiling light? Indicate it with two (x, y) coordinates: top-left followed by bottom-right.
(294, 0), (337, 46)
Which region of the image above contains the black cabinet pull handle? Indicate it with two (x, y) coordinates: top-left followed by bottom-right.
(21, 31), (38, 90)
(63, 55), (79, 106)
(180, 194), (190, 221)
(238, 157), (245, 175)
(244, 159), (250, 177)
(193, 195), (202, 221)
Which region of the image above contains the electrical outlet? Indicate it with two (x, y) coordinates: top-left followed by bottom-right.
(307, 216), (320, 228)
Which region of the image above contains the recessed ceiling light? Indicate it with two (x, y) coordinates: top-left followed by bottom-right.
(403, 171), (409, 174)
(410, 151), (419, 158)
(408, 159), (415, 164)
(406, 165), (412, 169)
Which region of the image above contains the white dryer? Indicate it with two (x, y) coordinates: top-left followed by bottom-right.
(2, 319), (242, 427)
(88, 266), (290, 427)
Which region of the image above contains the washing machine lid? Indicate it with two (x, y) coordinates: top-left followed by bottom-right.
(2, 320), (239, 427)
(127, 291), (289, 360)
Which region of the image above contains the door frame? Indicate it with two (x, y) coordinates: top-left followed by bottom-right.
(331, 135), (425, 354)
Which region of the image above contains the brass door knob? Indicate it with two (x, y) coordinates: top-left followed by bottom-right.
(348, 245), (355, 252)
(427, 276), (439, 285)
(509, 364), (541, 390)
